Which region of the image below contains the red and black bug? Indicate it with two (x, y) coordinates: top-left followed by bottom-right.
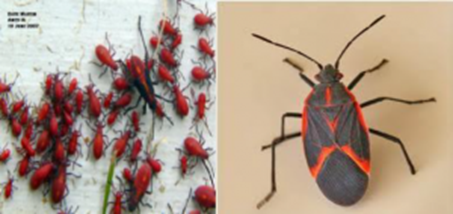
(252, 15), (436, 208)
(118, 17), (173, 116)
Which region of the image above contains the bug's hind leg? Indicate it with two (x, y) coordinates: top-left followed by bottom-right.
(348, 59), (388, 90)
(283, 58), (315, 88)
(261, 112), (302, 151)
(360, 96), (436, 108)
(257, 132), (300, 209)
(369, 128), (416, 175)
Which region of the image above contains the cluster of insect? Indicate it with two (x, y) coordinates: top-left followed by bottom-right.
(0, 1), (216, 214)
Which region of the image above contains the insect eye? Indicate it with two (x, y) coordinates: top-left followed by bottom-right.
(336, 73), (343, 80)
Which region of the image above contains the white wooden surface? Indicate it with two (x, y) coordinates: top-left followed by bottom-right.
(0, 0), (216, 213)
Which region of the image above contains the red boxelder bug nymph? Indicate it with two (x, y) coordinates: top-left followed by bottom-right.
(17, 154), (30, 177)
(176, 131), (216, 188)
(30, 162), (54, 190)
(94, 33), (119, 77)
(190, 89), (214, 136)
(129, 138), (142, 163)
(112, 129), (133, 158)
(2, 171), (18, 199)
(109, 181), (127, 214)
(86, 121), (109, 160)
(127, 161), (153, 212)
(189, 60), (216, 90)
(0, 143), (11, 163)
(194, 185), (216, 210)
(252, 15), (436, 208)
(86, 75), (102, 119)
(0, 73), (19, 95)
(197, 37), (215, 59)
(51, 164), (67, 204)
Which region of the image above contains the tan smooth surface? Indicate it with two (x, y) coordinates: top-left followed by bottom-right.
(218, 2), (453, 214)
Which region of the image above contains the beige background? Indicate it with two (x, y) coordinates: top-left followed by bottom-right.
(218, 2), (453, 214)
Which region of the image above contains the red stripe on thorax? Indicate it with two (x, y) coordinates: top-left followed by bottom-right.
(325, 86), (332, 106)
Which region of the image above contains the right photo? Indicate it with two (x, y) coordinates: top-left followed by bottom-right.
(218, 2), (453, 214)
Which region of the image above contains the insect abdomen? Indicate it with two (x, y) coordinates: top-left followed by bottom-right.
(316, 150), (368, 206)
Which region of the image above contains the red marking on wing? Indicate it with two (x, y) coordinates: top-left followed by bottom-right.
(344, 87), (369, 138)
(326, 116), (339, 133)
(325, 86), (332, 106)
(341, 145), (370, 174)
(302, 90), (315, 138)
(302, 106), (308, 139)
(309, 145), (336, 178)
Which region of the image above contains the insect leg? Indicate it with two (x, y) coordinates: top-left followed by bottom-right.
(369, 128), (416, 175)
(257, 132), (299, 209)
(360, 96), (435, 108)
(283, 58), (315, 88)
(348, 59), (388, 90)
(261, 112), (302, 151)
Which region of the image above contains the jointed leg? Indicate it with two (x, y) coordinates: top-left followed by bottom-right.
(262, 112), (302, 151)
(257, 132), (301, 209)
(261, 132), (301, 151)
(348, 59), (388, 90)
(361, 96), (435, 108)
(283, 58), (315, 88)
(257, 112), (302, 209)
(369, 128), (416, 174)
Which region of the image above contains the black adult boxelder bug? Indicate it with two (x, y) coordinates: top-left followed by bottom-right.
(252, 15), (436, 208)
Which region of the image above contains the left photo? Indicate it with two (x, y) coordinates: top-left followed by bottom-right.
(0, 0), (216, 213)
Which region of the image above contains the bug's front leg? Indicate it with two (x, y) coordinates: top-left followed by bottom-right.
(283, 58), (315, 88)
(348, 59), (388, 90)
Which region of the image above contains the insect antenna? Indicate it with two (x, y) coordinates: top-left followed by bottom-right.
(335, 15), (385, 69)
(252, 33), (323, 70)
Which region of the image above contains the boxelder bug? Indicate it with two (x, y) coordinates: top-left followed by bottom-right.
(252, 15), (436, 208)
